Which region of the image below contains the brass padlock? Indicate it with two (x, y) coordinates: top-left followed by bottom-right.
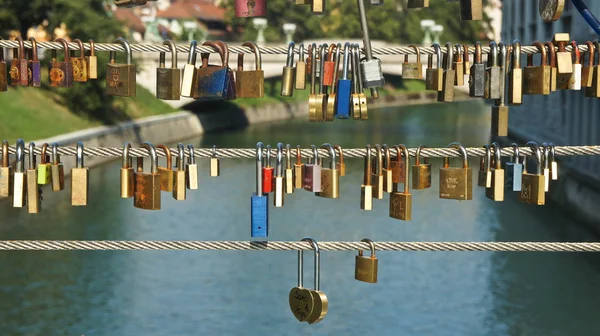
(361, 145), (373, 211)
(71, 141), (89, 206)
(325, 43), (341, 122)
(355, 239), (378, 283)
(523, 41), (551, 95)
(314, 44), (327, 122)
(485, 41), (501, 99)
(13, 140), (26, 208)
(315, 143), (339, 199)
(9, 36), (28, 86)
(486, 142), (504, 202)
(437, 42), (455, 102)
(350, 44), (362, 120)
(157, 144), (174, 192)
(281, 42), (295, 96)
(460, 0), (483, 20)
(333, 145), (346, 177)
(439, 142), (472, 201)
(412, 145), (431, 190)
(546, 41), (558, 92)
(426, 43), (443, 91)
(49, 38), (74, 87)
(181, 40), (198, 98)
(585, 41), (600, 98)
(186, 144), (199, 190)
(28, 37), (42, 87)
(308, 43), (319, 122)
(295, 43), (307, 90)
(236, 41), (264, 98)
(70, 39), (88, 82)
(352, 44), (368, 120)
(520, 142), (545, 205)
(382, 144), (393, 193)
(210, 145), (220, 177)
(51, 143), (65, 192)
(402, 45), (423, 79)
(371, 144), (384, 200)
(285, 144), (294, 194)
(553, 34), (573, 90)
(581, 41), (594, 88)
(294, 145), (304, 189)
(477, 144), (492, 188)
(156, 40), (181, 100)
(173, 143), (186, 201)
(453, 44), (464, 86)
(389, 144), (412, 221)
(508, 40), (523, 105)
(120, 142), (134, 199)
(106, 38), (136, 97)
(86, 39), (98, 79)
(0, 140), (12, 198)
(26, 142), (41, 213)
(134, 142), (161, 210)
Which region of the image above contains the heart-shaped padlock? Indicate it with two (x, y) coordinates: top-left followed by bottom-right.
(288, 286), (314, 322)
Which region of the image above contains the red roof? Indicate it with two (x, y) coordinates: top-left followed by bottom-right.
(113, 8), (146, 34)
(157, 0), (225, 22)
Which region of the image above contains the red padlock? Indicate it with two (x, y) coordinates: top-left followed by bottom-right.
(322, 44), (336, 86)
(262, 145), (274, 193)
(235, 0), (266, 17)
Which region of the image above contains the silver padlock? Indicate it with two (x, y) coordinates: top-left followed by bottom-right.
(357, 0), (384, 99)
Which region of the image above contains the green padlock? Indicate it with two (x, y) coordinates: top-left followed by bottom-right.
(37, 143), (51, 185)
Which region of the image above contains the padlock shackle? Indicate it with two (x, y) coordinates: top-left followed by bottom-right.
(341, 42), (351, 80)
(285, 41), (295, 68)
(480, 144), (491, 172)
(318, 43), (327, 95)
(122, 142), (132, 169)
(406, 45), (420, 64)
(310, 144), (318, 163)
(15, 139), (25, 173)
(498, 42), (507, 70)
(398, 144), (410, 194)
(202, 41), (226, 68)
(374, 144), (383, 175)
(359, 238), (376, 258)
(1, 140), (8, 168)
(215, 40), (230, 68)
(73, 39), (85, 60)
(300, 237), (320, 290)
(352, 44), (364, 92)
(443, 142), (468, 168)
(310, 43), (317, 95)
(239, 41), (261, 71)
(525, 141), (542, 173)
(542, 142), (550, 170)
(176, 143), (185, 171)
(463, 44), (469, 64)
(454, 44), (462, 63)
(548, 143), (556, 162)
(333, 145), (344, 167)
(594, 41), (600, 65)
(488, 41), (498, 67)
(187, 40), (198, 66)
(570, 41), (581, 64)
(285, 144), (292, 170)
(511, 40), (521, 69)
(157, 144), (172, 168)
(545, 41), (556, 67)
(76, 141), (84, 169)
(28, 142), (36, 170)
(510, 143), (521, 164)
(430, 43), (442, 69)
(160, 40), (177, 68)
(490, 142), (502, 169)
(296, 145), (302, 165)
(363, 145), (372, 186)
(0, 37), (4, 62)
(29, 37), (38, 62)
(382, 144), (391, 170)
(298, 43), (305, 62)
(320, 143), (336, 169)
(139, 142), (158, 174)
(256, 142), (264, 195)
(187, 144), (196, 165)
(53, 38), (70, 62)
(530, 41), (547, 67)
(327, 44), (336, 63)
(15, 36), (25, 60)
(415, 145), (429, 165)
(275, 142), (284, 177)
(474, 42), (482, 64)
(112, 37), (131, 65)
(265, 145), (272, 167)
(331, 43), (342, 94)
(88, 39), (95, 57)
(40, 143), (49, 165)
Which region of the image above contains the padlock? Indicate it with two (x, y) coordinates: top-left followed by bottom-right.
(281, 42), (295, 97)
(273, 143), (285, 207)
(314, 44), (327, 122)
(382, 144), (393, 193)
(70, 39), (88, 82)
(568, 41), (582, 90)
(262, 145), (274, 193)
(9, 36), (28, 86)
(355, 239), (378, 283)
(285, 144), (294, 194)
(486, 143), (504, 202)
(357, 0), (384, 98)
(412, 145), (431, 190)
(26, 142), (41, 213)
(134, 142), (161, 210)
(477, 144), (492, 188)
(236, 41), (264, 98)
(469, 42), (485, 97)
(321, 44), (336, 86)
(586, 41), (600, 98)
(505, 143), (522, 192)
(325, 43), (342, 121)
(541, 143), (551, 193)
(546, 41), (558, 92)
(120, 142), (134, 199)
(217, 41), (237, 101)
(311, 0), (325, 14)
(437, 42), (455, 102)
(491, 42), (509, 137)
(426, 43), (443, 91)
(553, 34), (573, 90)
(86, 39), (98, 80)
(460, 0), (483, 20)
(508, 40), (523, 105)
(453, 44), (464, 86)
(157, 144), (174, 192)
(407, 0), (429, 8)
(316, 143), (339, 199)
(371, 144), (384, 200)
(463, 44), (471, 76)
(0, 140), (12, 198)
(48, 38), (73, 88)
(361, 145), (373, 211)
(106, 38), (136, 97)
(156, 39), (181, 100)
(523, 41), (551, 95)
(390, 144), (412, 220)
(234, 0), (266, 17)
(12, 140), (26, 208)
(181, 40), (198, 98)
(186, 144), (199, 190)
(548, 143), (558, 181)
(210, 145), (221, 177)
(37, 143), (51, 185)
(28, 37), (41, 87)
(485, 41), (501, 99)
(173, 143), (186, 201)
(390, 144), (405, 184)
(519, 142), (545, 205)
(581, 41), (594, 88)
(402, 45), (423, 79)
(306, 44), (314, 79)
(71, 141), (89, 207)
(51, 143), (65, 192)
(294, 145), (304, 189)
(350, 44), (362, 120)
(308, 43), (319, 122)
(353, 44), (368, 120)
(295, 43), (307, 90)
(439, 142), (472, 201)
(194, 41), (228, 100)
(334, 145), (346, 177)
(251, 142), (269, 237)
(0, 38), (6, 92)
(303, 145), (321, 192)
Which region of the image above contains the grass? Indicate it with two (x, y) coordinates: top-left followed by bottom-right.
(0, 84), (175, 142)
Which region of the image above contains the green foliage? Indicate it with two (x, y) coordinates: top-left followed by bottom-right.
(224, 0), (494, 43)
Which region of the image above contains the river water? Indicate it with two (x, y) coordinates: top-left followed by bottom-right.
(1, 101), (599, 336)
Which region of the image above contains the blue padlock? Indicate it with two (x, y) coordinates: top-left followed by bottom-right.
(193, 40), (229, 101)
(335, 42), (352, 119)
(251, 142), (269, 237)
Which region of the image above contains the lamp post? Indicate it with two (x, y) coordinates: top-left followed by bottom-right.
(420, 19), (435, 46)
(282, 23), (297, 44)
(253, 18), (268, 45)
(431, 25), (444, 44)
